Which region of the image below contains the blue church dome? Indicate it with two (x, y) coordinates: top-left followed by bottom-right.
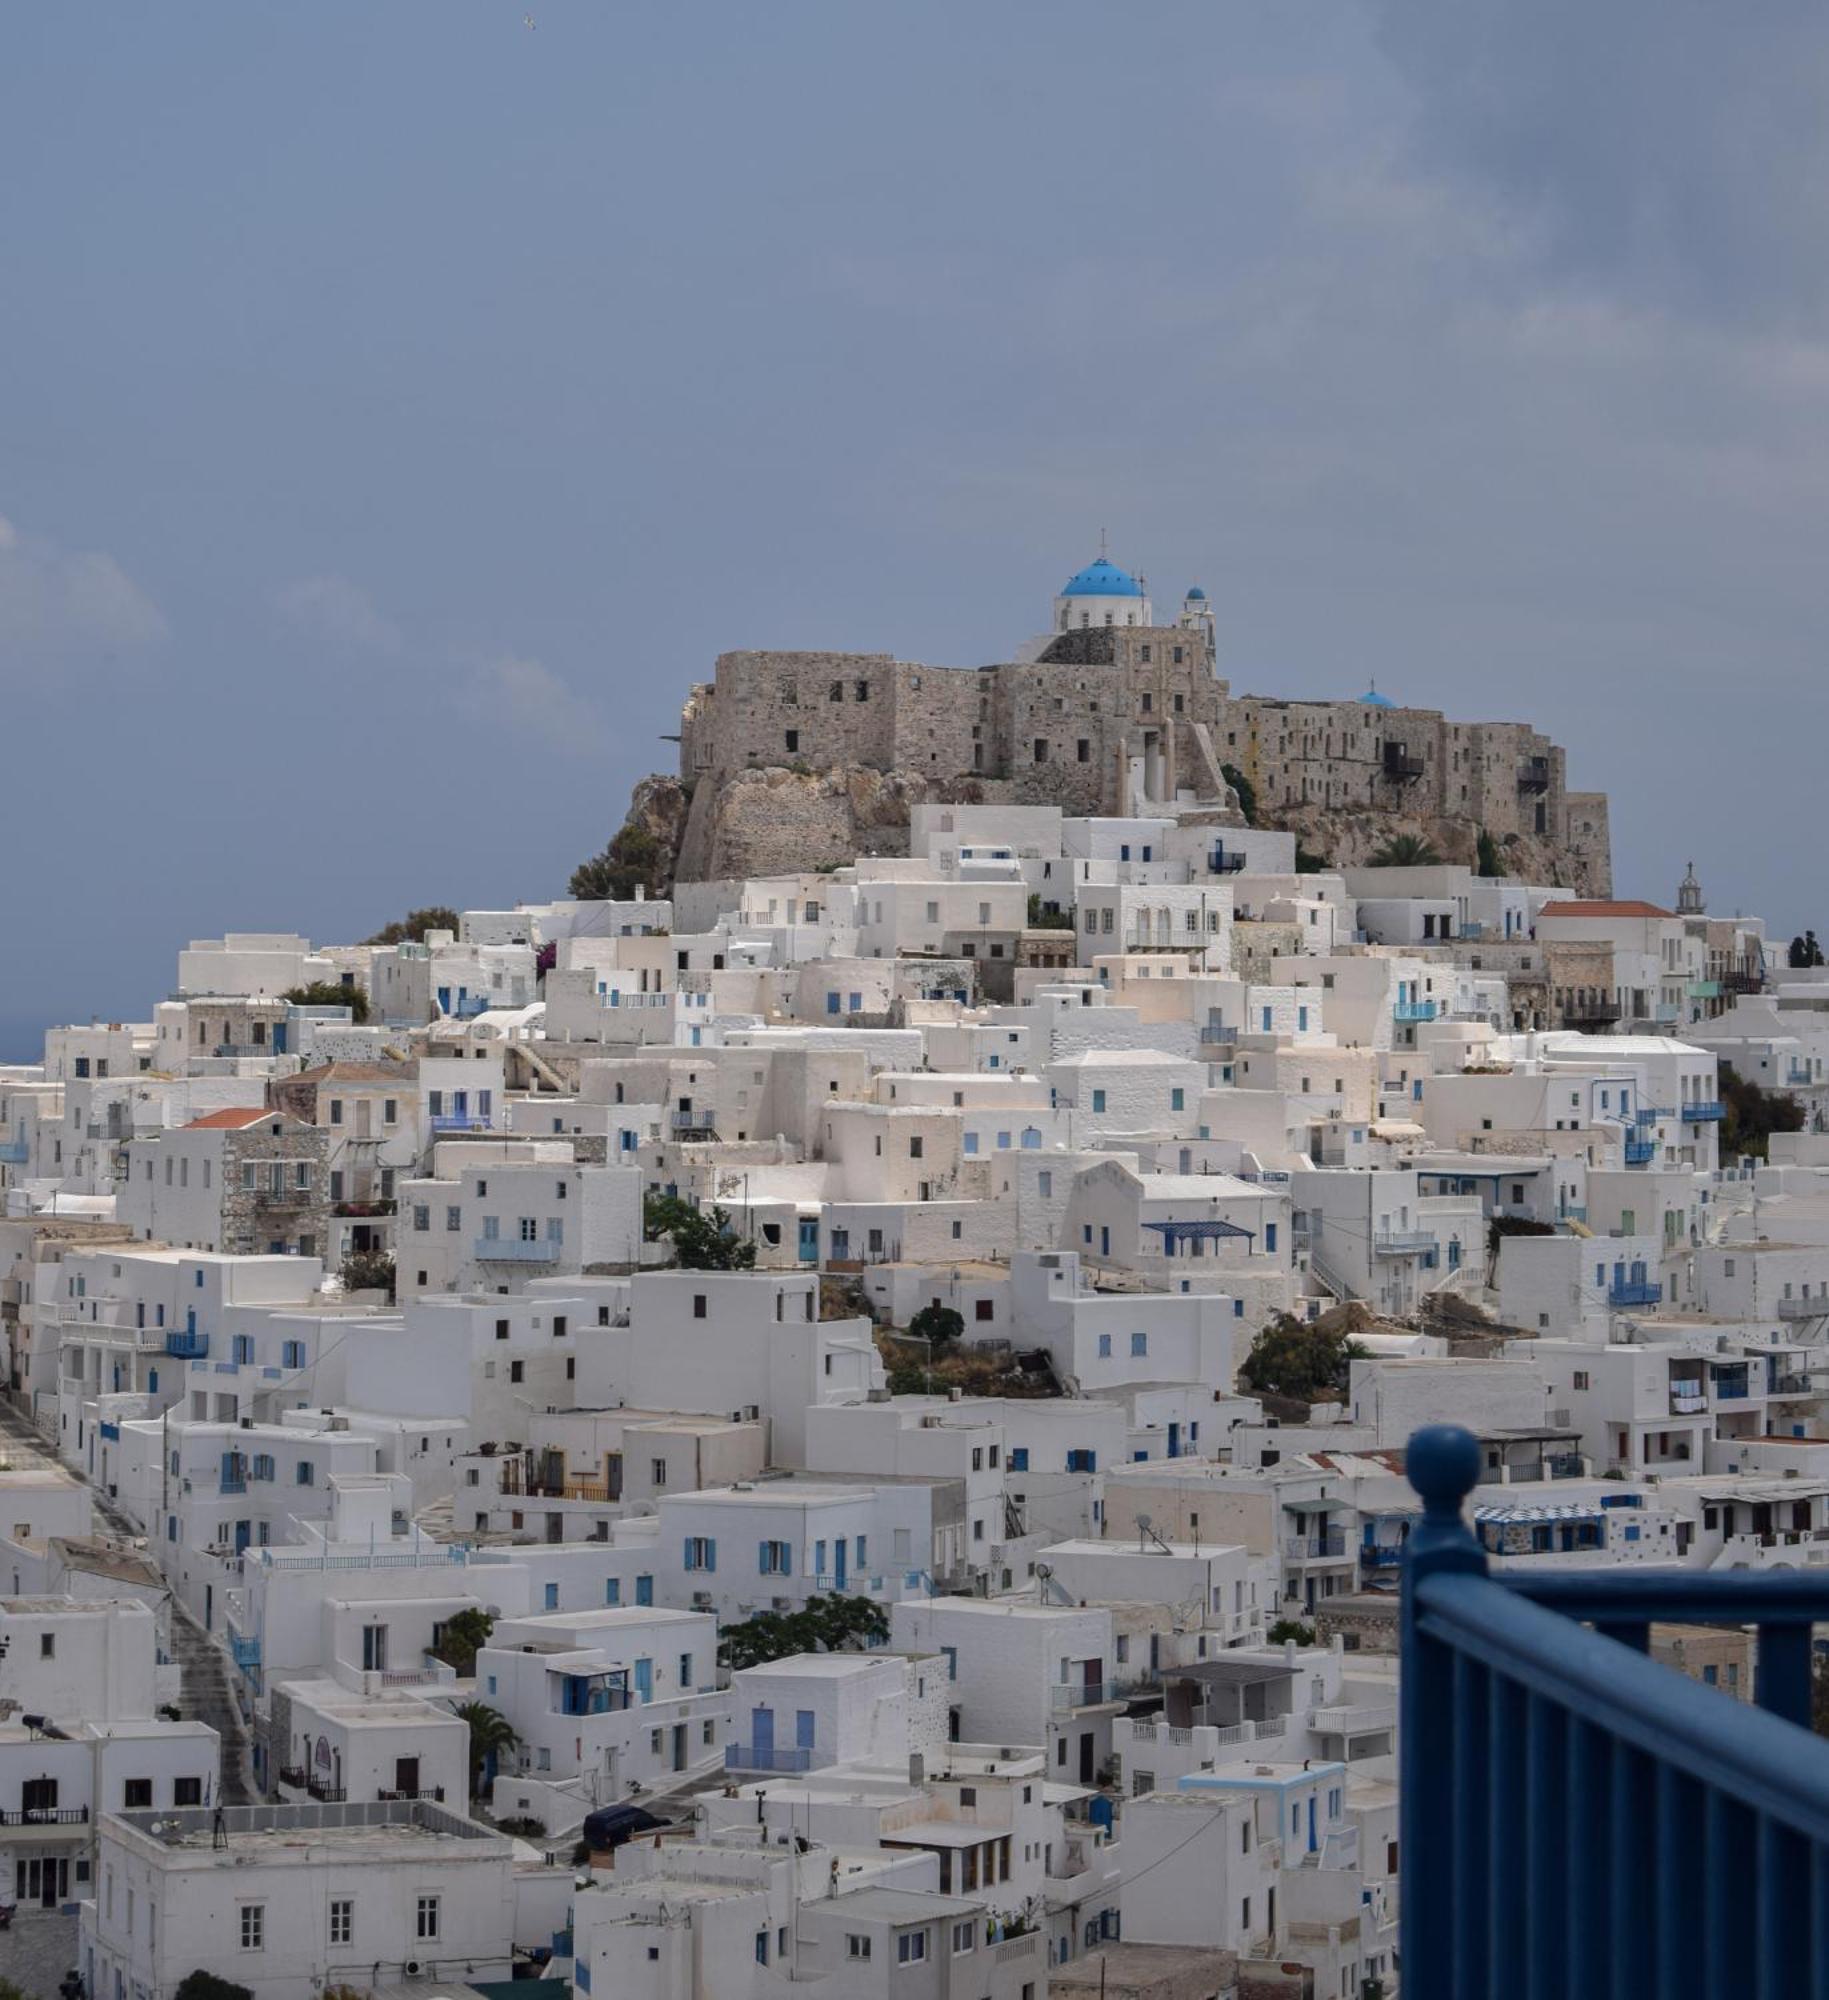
(1061, 557), (1144, 599)
(1185, 585), (1207, 601)
(1358, 686), (1395, 709)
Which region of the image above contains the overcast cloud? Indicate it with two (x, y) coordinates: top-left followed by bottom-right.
(1, 1), (1825, 1052)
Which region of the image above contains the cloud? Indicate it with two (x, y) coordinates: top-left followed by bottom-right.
(460, 654), (610, 757)
(0, 513), (167, 672)
(276, 573), (403, 655)
(1370, 0), (1829, 330)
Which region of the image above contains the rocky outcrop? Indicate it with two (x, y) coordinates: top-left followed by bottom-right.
(670, 763), (993, 881)
(1267, 806), (1606, 895)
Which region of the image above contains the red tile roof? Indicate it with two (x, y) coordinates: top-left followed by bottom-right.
(181, 1108), (278, 1131)
(1538, 900), (1674, 919)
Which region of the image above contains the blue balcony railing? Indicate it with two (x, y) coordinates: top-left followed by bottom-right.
(165, 1330), (209, 1359)
(1401, 1425), (1829, 1996)
(1683, 1100), (1725, 1121)
(1394, 999), (1438, 1023)
(1787, 1064), (1814, 1086)
(430, 1114), (492, 1133)
(229, 1631), (261, 1670)
(1608, 1280), (1662, 1307)
(0, 1137), (28, 1164)
(1623, 1138), (1656, 1166)
(472, 1237), (559, 1263)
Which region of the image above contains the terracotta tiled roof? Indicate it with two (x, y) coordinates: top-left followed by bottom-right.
(180, 1107), (278, 1130)
(1538, 900), (1673, 919)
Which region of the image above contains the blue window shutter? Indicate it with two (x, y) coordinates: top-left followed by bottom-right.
(707, 1538), (717, 1572)
(781, 1544), (791, 1576)
(759, 1541), (770, 1574)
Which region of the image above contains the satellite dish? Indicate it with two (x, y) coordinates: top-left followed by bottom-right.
(1135, 1513), (1152, 1531)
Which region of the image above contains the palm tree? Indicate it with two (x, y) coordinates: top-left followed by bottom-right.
(452, 1701), (520, 1795)
(1369, 833), (1442, 867)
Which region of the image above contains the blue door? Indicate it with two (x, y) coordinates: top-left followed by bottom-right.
(635, 1574), (653, 1607)
(834, 1538), (847, 1589)
(796, 1710), (816, 1750)
(234, 1521), (251, 1555)
(1308, 1795), (1318, 1852)
(1167, 1423), (1180, 1459)
(752, 1706), (774, 1761)
(798, 1219), (819, 1263)
(1100, 1226), (1110, 1257)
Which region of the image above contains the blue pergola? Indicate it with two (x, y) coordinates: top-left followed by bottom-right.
(1143, 1218), (1256, 1256)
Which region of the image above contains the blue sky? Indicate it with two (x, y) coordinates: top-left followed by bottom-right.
(5, 2), (1828, 1054)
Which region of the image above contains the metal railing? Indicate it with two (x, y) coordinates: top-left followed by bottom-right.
(1284, 1533), (1348, 1560)
(165, 1330), (209, 1359)
(473, 1237), (560, 1263)
(1394, 1000), (1438, 1023)
(723, 1742), (814, 1774)
(1401, 1422), (1829, 1996)
(1624, 1138), (1657, 1166)
(1776, 1297), (1826, 1321)
(1374, 1230), (1436, 1255)
(430, 1114), (492, 1132)
(1607, 1280), (1663, 1307)
(0, 1806), (88, 1825)
(1682, 1100), (1725, 1121)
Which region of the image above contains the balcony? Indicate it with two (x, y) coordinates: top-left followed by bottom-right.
(1285, 1533), (1350, 1561)
(670, 1111), (718, 1137)
(306, 1779), (346, 1803)
(0, 1138), (28, 1165)
(1669, 1385), (1707, 1415)
(1683, 1100), (1725, 1122)
(473, 1237), (560, 1263)
(1726, 970), (1765, 994)
(1607, 1280), (1662, 1308)
(164, 1329), (209, 1359)
(723, 1742), (813, 1774)
(430, 1114), (492, 1133)
(1401, 1423), (1829, 1998)
(1381, 747), (1425, 782)
(278, 1765), (307, 1789)
(1773, 1372), (1816, 1395)
(1787, 1064), (1815, 1087)
(1516, 756), (1551, 792)
(1777, 1297), (1827, 1321)
(1561, 1001), (1623, 1028)
(251, 1184), (313, 1210)
(1624, 1138), (1656, 1166)
(1309, 1700), (1397, 1738)
(1393, 999), (1438, 1024)
(1374, 1231), (1436, 1256)
(1208, 850), (1248, 874)
(0, 1806), (89, 1827)
(218, 1473), (247, 1495)
(228, 1631), (261, 1670)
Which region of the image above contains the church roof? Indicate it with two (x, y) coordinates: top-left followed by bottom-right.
(1357, 688), (1396, 709)
(1061, 558), (1143, 599)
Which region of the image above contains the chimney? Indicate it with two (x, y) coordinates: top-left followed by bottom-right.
(909, 1752), (924, 1788)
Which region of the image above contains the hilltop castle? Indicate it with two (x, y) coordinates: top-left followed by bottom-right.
(621, 555), (1610, 893)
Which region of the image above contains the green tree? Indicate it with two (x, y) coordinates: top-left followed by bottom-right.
(1719, 1061), (1806, 1162)
(571, 825), (666, 901)
(1238, 1314), (1368, 1402)
(1368, 833), (1442, 868)
(431, 1607), (495, 1677)
(452, 1700), (520, 1794)
(1267, 1618), (1317, 1646)
(363, 906), (461, 946)
(173, 1977), (255, 2000)
(1220, 764), (1257, 826)
(718, 1593), (890, 1672)
(1294, 844), (1331, 874)
(1476, 827), (1506, 878)
(642, 1194), (757, 1271)
(1790, 931), (1825, 969)
(282, 980), (369, 1023)
(908, 1303), (965, 1349)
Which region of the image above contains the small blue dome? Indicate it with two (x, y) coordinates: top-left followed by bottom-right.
(1186, 585), (1207, 601)
(1061, 558), (1143, 599)
(1358, 688), (1395, 709)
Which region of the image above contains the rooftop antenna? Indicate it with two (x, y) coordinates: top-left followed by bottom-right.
(1099, 527), (1109, 559)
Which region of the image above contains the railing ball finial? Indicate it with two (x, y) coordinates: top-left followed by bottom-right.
(1407, 1424), (1480, 1519)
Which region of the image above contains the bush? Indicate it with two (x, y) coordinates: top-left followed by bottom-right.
(719, 1593), (890, 1672)
(1368, 833), (1442, 867)
(908, 1304), (965, 1348)
(339, 1250), (396, 1301)
(283, 980), (369, 1023)
(1238, 1314), (1367, 1402)
(1720, 1061), (1806, 1162)
(174, 1977), (255, 2000)
(571, 825), (667, 901)
(642, 1194), (756, 1271)
(1268, 1618), (1316, 1646)
(363, 906), (459, 946)
(1026, 893), (1075, 930)
(1476, 827), (1506, 878)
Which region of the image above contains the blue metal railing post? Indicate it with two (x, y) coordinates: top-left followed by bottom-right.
(1399, 1423), (1487, 1998)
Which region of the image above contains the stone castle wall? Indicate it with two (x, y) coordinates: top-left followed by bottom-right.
(659, 626), (1610, 893)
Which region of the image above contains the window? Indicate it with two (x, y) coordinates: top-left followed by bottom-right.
(952, 1919), (975, 1953)
(496, 1318), (510, 1341)
(413, 1205), (430, 1232)
(756, 1929), (771, 1965)
(417, 1895), (440, 1940)
(330, 1898), (353, 1945)
(693, 1294), (707, 1319)
(684, 1536), (717, 1572)
(652, 1458), (667, 1487)
(40, 1632), (54, 1659)
(1091, 1089), (1107, 1113)
(1131, 1331), (1147, 1356)
(446, 1205), (461, 1232)
(897, 1931), (928, 1964)
(847, 1936), (871, 1960)
(240, 1904), (265, 1950)
(1097, 1333), (1112, 1358)
(759, 1540), (792, 1575)
(974, 1298), (993, 1322)
(122, 1779), (151, 1809)
(174, 1776), (202, 1806)
(1171, 1088), (1184, 1111)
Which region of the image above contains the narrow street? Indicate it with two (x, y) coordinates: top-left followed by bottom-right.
(0, 1397), (256, 1804)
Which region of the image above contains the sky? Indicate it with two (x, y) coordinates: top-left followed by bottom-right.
(4, 1), (1828, 1056)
